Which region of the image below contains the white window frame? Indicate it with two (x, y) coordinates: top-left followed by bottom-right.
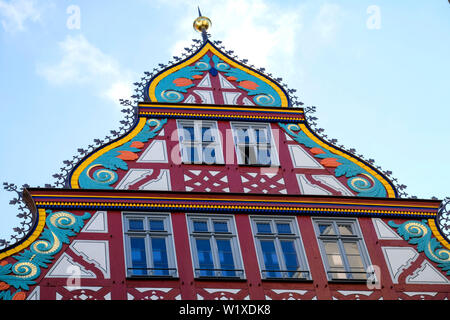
(312, 218), (372, 281)
(187, 214), (245, 279)
(231, 122), (279, 166)
(250, 216), (310, 280)
(177, 120), (224, 165)
(123, 212), (177, 278)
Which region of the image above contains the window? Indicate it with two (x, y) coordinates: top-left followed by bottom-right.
(251, 217), (310, 280)
(187, 215), (244, 278)
(177, 120), (223, 164)
(313, 218), (371, 281)
(123, 213), (177, 277)
(231, 123), (279, 166)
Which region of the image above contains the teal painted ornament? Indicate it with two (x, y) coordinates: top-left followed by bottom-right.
(388, 220), (450, 275)
(78, 118), (167, 189)
(0, 210), (91, 297)
(279, 123), (387, 197)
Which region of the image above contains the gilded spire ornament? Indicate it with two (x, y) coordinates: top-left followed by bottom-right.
(193, 7), (211, 43)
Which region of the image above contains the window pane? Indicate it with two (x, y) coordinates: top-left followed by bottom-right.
(276, 223), (292, 234)
(254, 128), (269, 144)
(202, 126), (214, 142)
(193, 221), (209, 232)
(213, 221), (229, 233)
(216, 239), (236, 277)
(256, 223), (272, 234)
(185, 146), (200, 163)
(318, 224), (335, 235)
(183, 126), (195, 141)
(343, 242), (366, 279)
(151, 238), (169, 276)
(280, 240), (300, 278)
(260, 240), (281, 278)
(130, 237), (147, 275)
(203, 146), (216, 164)
(149, 220), (165, 231)
(257, 147), (271, 165)
(338, 224), (354, 236)
(196, 239), (214, 276)
(236, 128), (250, 144)
(129, 219), (144, 231)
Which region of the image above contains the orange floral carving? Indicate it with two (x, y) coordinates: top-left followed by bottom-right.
(130, 141), (145, 149)
(320, 158), (341, 168)
(193, 75), (203, 80)
(172, 78), (193, 87)
(310, 147), (326, 155)
(12, 291), (26, 300)
(0, 282), (10, 291)
(227, 76), (237, 81)
(239, 80), (259, 90)
(116, 150), (138, 161)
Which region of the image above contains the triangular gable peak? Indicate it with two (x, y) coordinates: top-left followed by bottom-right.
(145, 41), (290, 107)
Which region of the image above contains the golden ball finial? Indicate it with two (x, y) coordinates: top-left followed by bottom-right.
(193, 16), (212, 33)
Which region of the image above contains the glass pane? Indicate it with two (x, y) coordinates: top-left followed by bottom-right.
(193, 221), (208, 232)
(149, 220), (165, 231)
(338, 224), (354, 236)
(324, 241), (346, 279)
(318, 224), (335, 235)
(185, 146), (200, 163)
(202, 146), (216, 164)
(202, 126), (214, 142)
(213, 221), (229, 233)
(343, 242), (366, 279)
(257, 147), (271, 165)
(280, 240), (300, 278)
(256, 222), (272, 234)
(276, 223), (292, 234)
(216, 239), (236, 277)
(151, 238), (169, 276)
(254, 128), (270, 144)
(236, 128), (250, 144)
(183, 126), (195, 141)
(129, 219), (144, 231)
(196, 239), (214, 276)
(238, 145), (251, 165)
(260, 240), (281, 278)
(130, 237), (147, 275)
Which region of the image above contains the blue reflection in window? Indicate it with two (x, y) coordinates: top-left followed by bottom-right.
(196, 239), (214, 276)
(256, 223), (272, 234)
(193, 221), (208, 232)
(151, 238), (169, 276)
(149, 220), (165, 231)
(217, 239), (235, 277)
(129, 219), (144, 231)
(130, 237), (147, 275)
(281, 240), (300, 278)
(213, 221), (229, 233)
(276, 223), (292, 234)
(260, 240), (281, 278)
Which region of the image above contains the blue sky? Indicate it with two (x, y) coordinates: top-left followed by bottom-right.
(0, 0), (449, 241)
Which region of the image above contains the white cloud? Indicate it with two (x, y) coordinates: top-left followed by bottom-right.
(0, 0), (41, 32)
(37, 34), (134, 106)
(169, 0), (303, 71)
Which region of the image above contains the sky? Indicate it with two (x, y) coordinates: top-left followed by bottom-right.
(0, 0), (449, 241)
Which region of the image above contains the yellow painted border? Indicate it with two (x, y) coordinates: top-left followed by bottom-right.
(0, 208), (47, 260)
(34, 200), (435, 217)
(148, 42), (289, 107)
(299, 123), (397, 198)
(139, 103), (303, 114)
(70, 118), (148, 189)
(32, 193), (438, 209)
(428, 218), (450, 250)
